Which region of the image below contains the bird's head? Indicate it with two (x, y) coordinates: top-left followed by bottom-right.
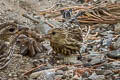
(1, 24), (18, 35)
(0, 22), (28, 41)
(46, 28), (67, 42)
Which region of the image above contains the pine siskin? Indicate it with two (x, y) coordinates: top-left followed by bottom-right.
(0, 22), (22, 69)
(46, 28), (83, 63)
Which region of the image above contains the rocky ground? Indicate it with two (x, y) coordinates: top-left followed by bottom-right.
(0, 0), (120, 80)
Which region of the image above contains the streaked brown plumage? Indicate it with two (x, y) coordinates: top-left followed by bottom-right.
(17, 29), (46, 57)
(0, 22), (20, 42)
(0, 22), (45, 58)
(0, 22), (22, 69)
(46, 28), (83, 63)
(0, 22), (18, 52)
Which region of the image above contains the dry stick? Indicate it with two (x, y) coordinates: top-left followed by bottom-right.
(106, 57), (120, 62)
(22, 14), (39, 23)
(0, 42), (16, 70)
(57, 6), (92, 12)
(102, 10), (118, 19)
(92, 9), (101, 17)
(39, 3), (60, 13)
(83, 25), (91, 43)
(78, 19), (117, 24)
(0, 53), (8, 59)
(111, 12), (120, 16)
(39, 4), (56, 13)
(79, 15), (116, 21)
(91, 61), (107, 69)
(53, 65), (67, 72)
(23, 64), (47, 75)
(108, 6), (120, 11)
(39, 5), (92, 15)
(22, 14), (54, 28)
(0, 58), (7, 62)
(85, 12), (104, 21)
(90, 11), (105, 21)
(78, 17), (103, 22)
(53, 64), (82, 71)
(44, 21), (54, 28)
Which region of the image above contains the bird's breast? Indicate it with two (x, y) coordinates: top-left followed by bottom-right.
(50, 42), (78, 56)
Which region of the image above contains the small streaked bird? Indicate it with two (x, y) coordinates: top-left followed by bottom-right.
(46, 28), (83, 63)
(0, 22), (22, 69)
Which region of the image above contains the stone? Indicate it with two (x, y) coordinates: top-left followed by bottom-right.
(110, 61), (120, 69)
(88, 72), (105, 80)
(107, 49), (120, 59)
(56, 70), (64, 75)
(112, 37), (120, 49)
(114, 23), (120, 33)
(30, 69), (55, 80)
(87, 53), (105, 65)
(104, 70), (114, 75)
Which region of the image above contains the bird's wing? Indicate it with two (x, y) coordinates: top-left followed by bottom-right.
(68, 28), (83, 41)
(64, 38), (81, 50)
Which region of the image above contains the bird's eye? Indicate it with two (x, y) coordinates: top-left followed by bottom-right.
(8, 28), (15, 32)
(52, 32), (56, 35)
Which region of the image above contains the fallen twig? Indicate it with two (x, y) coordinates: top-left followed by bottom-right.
(22, 14), (54, 28)
(23, 64), (47, 75)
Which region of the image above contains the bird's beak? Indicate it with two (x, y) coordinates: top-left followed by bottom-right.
(43, 34), (51, 40)
(18, 26), (29, 31)
(16, 26), (29, 34)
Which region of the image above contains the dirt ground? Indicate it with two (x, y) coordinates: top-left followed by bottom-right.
(0, 0), (120, 80)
